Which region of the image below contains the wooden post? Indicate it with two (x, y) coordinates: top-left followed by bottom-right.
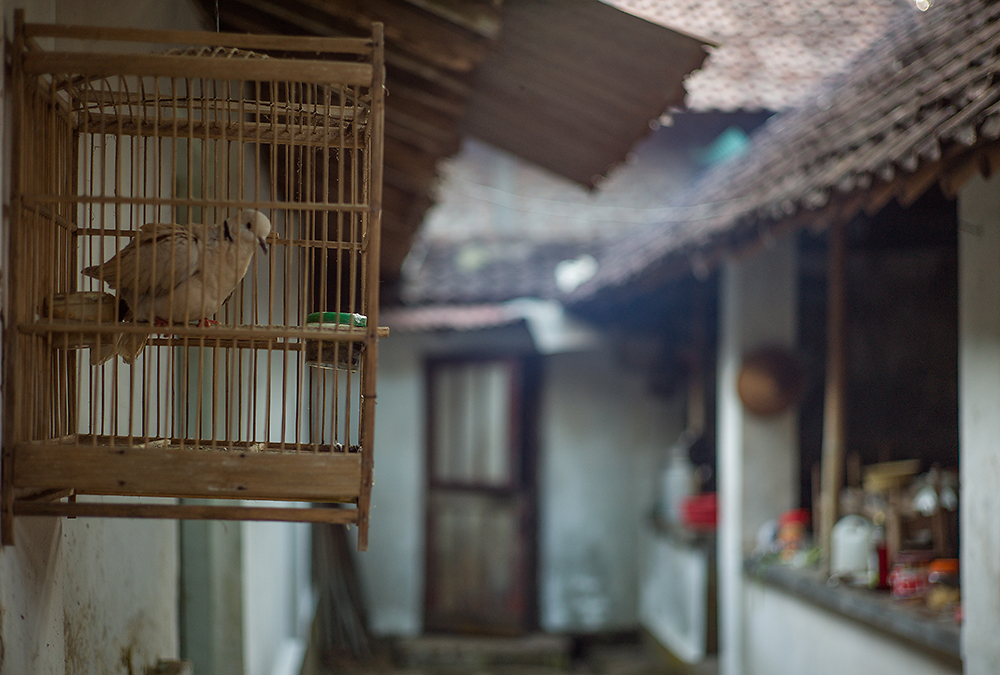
(687, 280), (707, 436)
(2, 10), (29, 546)
(819, 220), (847, 572)
(356, 22), (385, 552)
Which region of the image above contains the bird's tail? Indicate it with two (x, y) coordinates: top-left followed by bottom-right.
(87, 303), (148, 366)
(80, 263), (101, 279)
(118, 304), (148, 364)
(90, 338), (119, 366)
(118, 331), (148, 364)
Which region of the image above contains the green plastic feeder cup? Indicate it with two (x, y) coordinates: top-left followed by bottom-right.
(304, 312), (367, 371)
(305, 312), (367, 327)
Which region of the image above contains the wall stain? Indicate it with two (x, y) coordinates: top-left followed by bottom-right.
(121, 645), (135, 675)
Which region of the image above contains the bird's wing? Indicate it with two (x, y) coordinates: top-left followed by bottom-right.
(135, 224), (205, 296)
(196, 222), (258, 309)
(83, 223), (203, 297)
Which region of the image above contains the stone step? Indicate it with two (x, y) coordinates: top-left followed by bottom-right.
(394, 635), (572, 669)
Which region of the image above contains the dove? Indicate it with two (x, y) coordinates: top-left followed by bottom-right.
(82, 210), (271, 363)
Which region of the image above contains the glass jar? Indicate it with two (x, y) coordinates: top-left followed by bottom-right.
(888, 550), (935, 599)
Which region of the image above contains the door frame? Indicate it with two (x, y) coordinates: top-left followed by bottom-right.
(422, 353), (540, 634)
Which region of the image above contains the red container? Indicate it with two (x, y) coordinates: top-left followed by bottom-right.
(889, 550), (935, 599)
(779, 508), (810, 525)
(681, 493), (718, 531)
(777, 508), (810, 549)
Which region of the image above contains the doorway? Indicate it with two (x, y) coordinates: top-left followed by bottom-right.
(424, 356), (538, 634)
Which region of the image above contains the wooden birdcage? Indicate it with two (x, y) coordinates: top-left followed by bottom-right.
(2, 13), (385, 549)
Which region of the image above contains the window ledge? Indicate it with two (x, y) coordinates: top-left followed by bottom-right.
(743, 558), (961, 660)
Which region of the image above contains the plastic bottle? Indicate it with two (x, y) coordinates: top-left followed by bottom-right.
(868, 524), (888, 590)
(661, 433), (697, 525)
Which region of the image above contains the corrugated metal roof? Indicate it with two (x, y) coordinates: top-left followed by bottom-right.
(198, 0), (709, 283)
(461, 0), (710, 188)
(574, 0), (1000, 300)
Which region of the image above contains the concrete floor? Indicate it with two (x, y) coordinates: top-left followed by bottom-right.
(318, 634), (718, 675)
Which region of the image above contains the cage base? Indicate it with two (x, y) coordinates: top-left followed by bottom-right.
(13, 439), (362, 502)
(14, 498), (359, 524)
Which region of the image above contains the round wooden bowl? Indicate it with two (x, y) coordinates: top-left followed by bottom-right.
(737, 346), (802, 417)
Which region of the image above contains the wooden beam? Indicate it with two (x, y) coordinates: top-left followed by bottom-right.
(357, 20), (386, 551)
(19, 322), (386, 341)
(385, 50), (474, 98)
(819, 219), (848, 572)
(3, 9), (28, 547)
(387, 93), (465, 142)
(389, 80), (467, 118)
(939, 143), (1000, 198)
(23, 21), (371, 54)
(385, 112), (460, 155)
(216, 2), (476, 99)
(400, 0), (502, 39)
(898, 158), (945, 207)
(384, 135), (446, 188)
(293, 0), (492, 73)
(25, 51), (372, 85)
(215, 2), (338, 41)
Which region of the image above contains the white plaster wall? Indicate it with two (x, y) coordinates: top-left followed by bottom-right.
(242, 519), (312, 675)
(717, 239), (798, 675)
(958, 171), (1000, 675)
(0, 511), (180, 675)
(0, 3), (201, 674)
(60, 514), (180, 672)
(0, 519), (67, 674)
(719, 224), (966, 675)
(359, 332), (684, 635)
(540, 348), (683, 632)
(355, 334), (427, 636)
(742, 581), (960, 675)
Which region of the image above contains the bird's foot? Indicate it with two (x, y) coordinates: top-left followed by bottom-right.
(197, 318), (220, 327)
(151, 317), (174, 338)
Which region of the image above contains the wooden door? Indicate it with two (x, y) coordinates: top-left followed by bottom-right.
(424, 357), (537, 634)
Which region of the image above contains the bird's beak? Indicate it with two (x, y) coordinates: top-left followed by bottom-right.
(259, 237), (269, 254)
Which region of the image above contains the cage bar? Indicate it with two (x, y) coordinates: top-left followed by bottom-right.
(3, 12), (386, 548)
